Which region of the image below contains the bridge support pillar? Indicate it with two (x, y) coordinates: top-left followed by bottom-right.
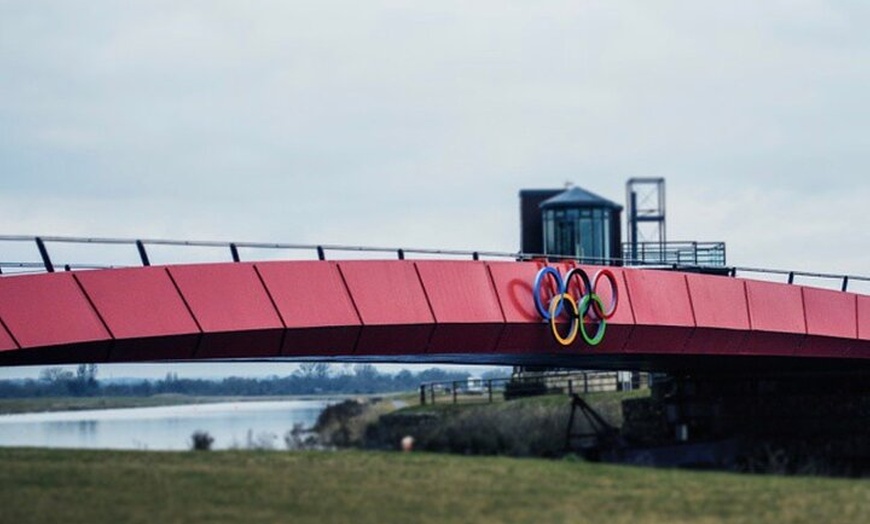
(620, 373), (870, 474)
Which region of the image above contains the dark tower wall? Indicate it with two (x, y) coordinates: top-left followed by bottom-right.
(611, 209), (623, 264)
(519, 189), (561, 254)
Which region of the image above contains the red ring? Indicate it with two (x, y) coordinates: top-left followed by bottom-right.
(591, 269), (618, 320)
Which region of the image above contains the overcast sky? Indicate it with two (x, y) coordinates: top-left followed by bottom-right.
(2, 2), (869, 378)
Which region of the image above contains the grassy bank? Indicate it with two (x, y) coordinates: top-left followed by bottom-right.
(0, 448), (867, 523)
(408, 389), (647, 422)
(359, 391), (646, 457)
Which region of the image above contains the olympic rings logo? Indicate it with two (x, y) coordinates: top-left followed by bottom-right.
(533, 266), (619, 346)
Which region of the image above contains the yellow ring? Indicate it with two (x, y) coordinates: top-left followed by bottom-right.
(548, 293), (579, 346)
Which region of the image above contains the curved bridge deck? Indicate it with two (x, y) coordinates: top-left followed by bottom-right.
(0, 260), (868, 373)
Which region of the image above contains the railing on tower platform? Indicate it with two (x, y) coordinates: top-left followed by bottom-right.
(622, 241), (726, 267)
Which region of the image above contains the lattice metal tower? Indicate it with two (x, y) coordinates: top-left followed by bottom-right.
(626, 178), (666, 264)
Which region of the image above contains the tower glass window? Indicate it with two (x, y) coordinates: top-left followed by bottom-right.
(540, 187), (622, 264)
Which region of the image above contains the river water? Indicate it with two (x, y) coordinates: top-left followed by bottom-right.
(0, 400), (332, 451)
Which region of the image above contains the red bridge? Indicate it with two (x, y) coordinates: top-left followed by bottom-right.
(1, 254), (869, 374)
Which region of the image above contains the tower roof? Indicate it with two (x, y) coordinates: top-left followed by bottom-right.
(540, 186), (623, 210)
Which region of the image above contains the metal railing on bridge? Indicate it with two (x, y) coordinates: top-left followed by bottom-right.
(0, 235), (517, 273)
(1, 234), (868, 295)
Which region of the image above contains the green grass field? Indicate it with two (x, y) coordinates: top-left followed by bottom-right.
(0, 448), (867, 523)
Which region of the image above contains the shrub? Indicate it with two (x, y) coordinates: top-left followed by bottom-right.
(190, 430), (214, 451)
(285, 423), (323, 450)
(426, 401), (570, 457)
(314, 398), (390, 447)
(365, 399), (575, 457)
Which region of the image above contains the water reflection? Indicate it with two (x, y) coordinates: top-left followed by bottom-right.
(0, 400), (331, 451)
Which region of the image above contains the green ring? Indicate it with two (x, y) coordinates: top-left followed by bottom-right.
(579, 294), (607, 346)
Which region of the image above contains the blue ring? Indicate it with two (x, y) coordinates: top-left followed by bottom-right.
(533, 266), (565, 320)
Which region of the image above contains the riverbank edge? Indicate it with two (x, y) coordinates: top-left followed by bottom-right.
(0, 392), (413, 415)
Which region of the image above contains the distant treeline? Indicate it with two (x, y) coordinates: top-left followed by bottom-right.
(0, 363), (473, 398)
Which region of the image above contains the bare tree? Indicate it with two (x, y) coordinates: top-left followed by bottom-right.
(39, 367), (73, 384)
(296, 362), (332, 380)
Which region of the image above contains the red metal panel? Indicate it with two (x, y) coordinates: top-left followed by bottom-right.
(74, 267), (200, 339)
(197, 330), (284, 359)
(744, 280), (806, 355)
(486, 261), (557, 353)
(486, 260), (546, 323)
(351, 325), (432, 356)
(856, 296), (870, 360)
(415, 261), (504, 324)
(801, 335), (852, 358)
(338, 261), (434, 354)
(415, 260), (505, 324)
(686, 274), (749, 330)
(74, 267), (201, 362)
(337, 261), (433, 325)
(256, 261), (360, 328)
(425, 325), (504, 356)
(0, 321), (17, 352)
(745, 280), (806, 334)
(0, 342), (110, 366)
(0, 273), (111, 349)
(803, 287), (857, 339)
(255, 261), (361, 355)
(168, 264), (283, 332)
(624, 270), (695, 327)
(415, 261), (503, 353)
(623, 269), (694, 353)
(108, 335), (201, 363)
(281, 327), (360, 357)
(686, 328), (749, 356)
(167, 263), (283, 358)
(743, 331), (805, 357)
(685, 274), (749, 354)
(801, 288), (858, 357)
(859, 295), (870, 342)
